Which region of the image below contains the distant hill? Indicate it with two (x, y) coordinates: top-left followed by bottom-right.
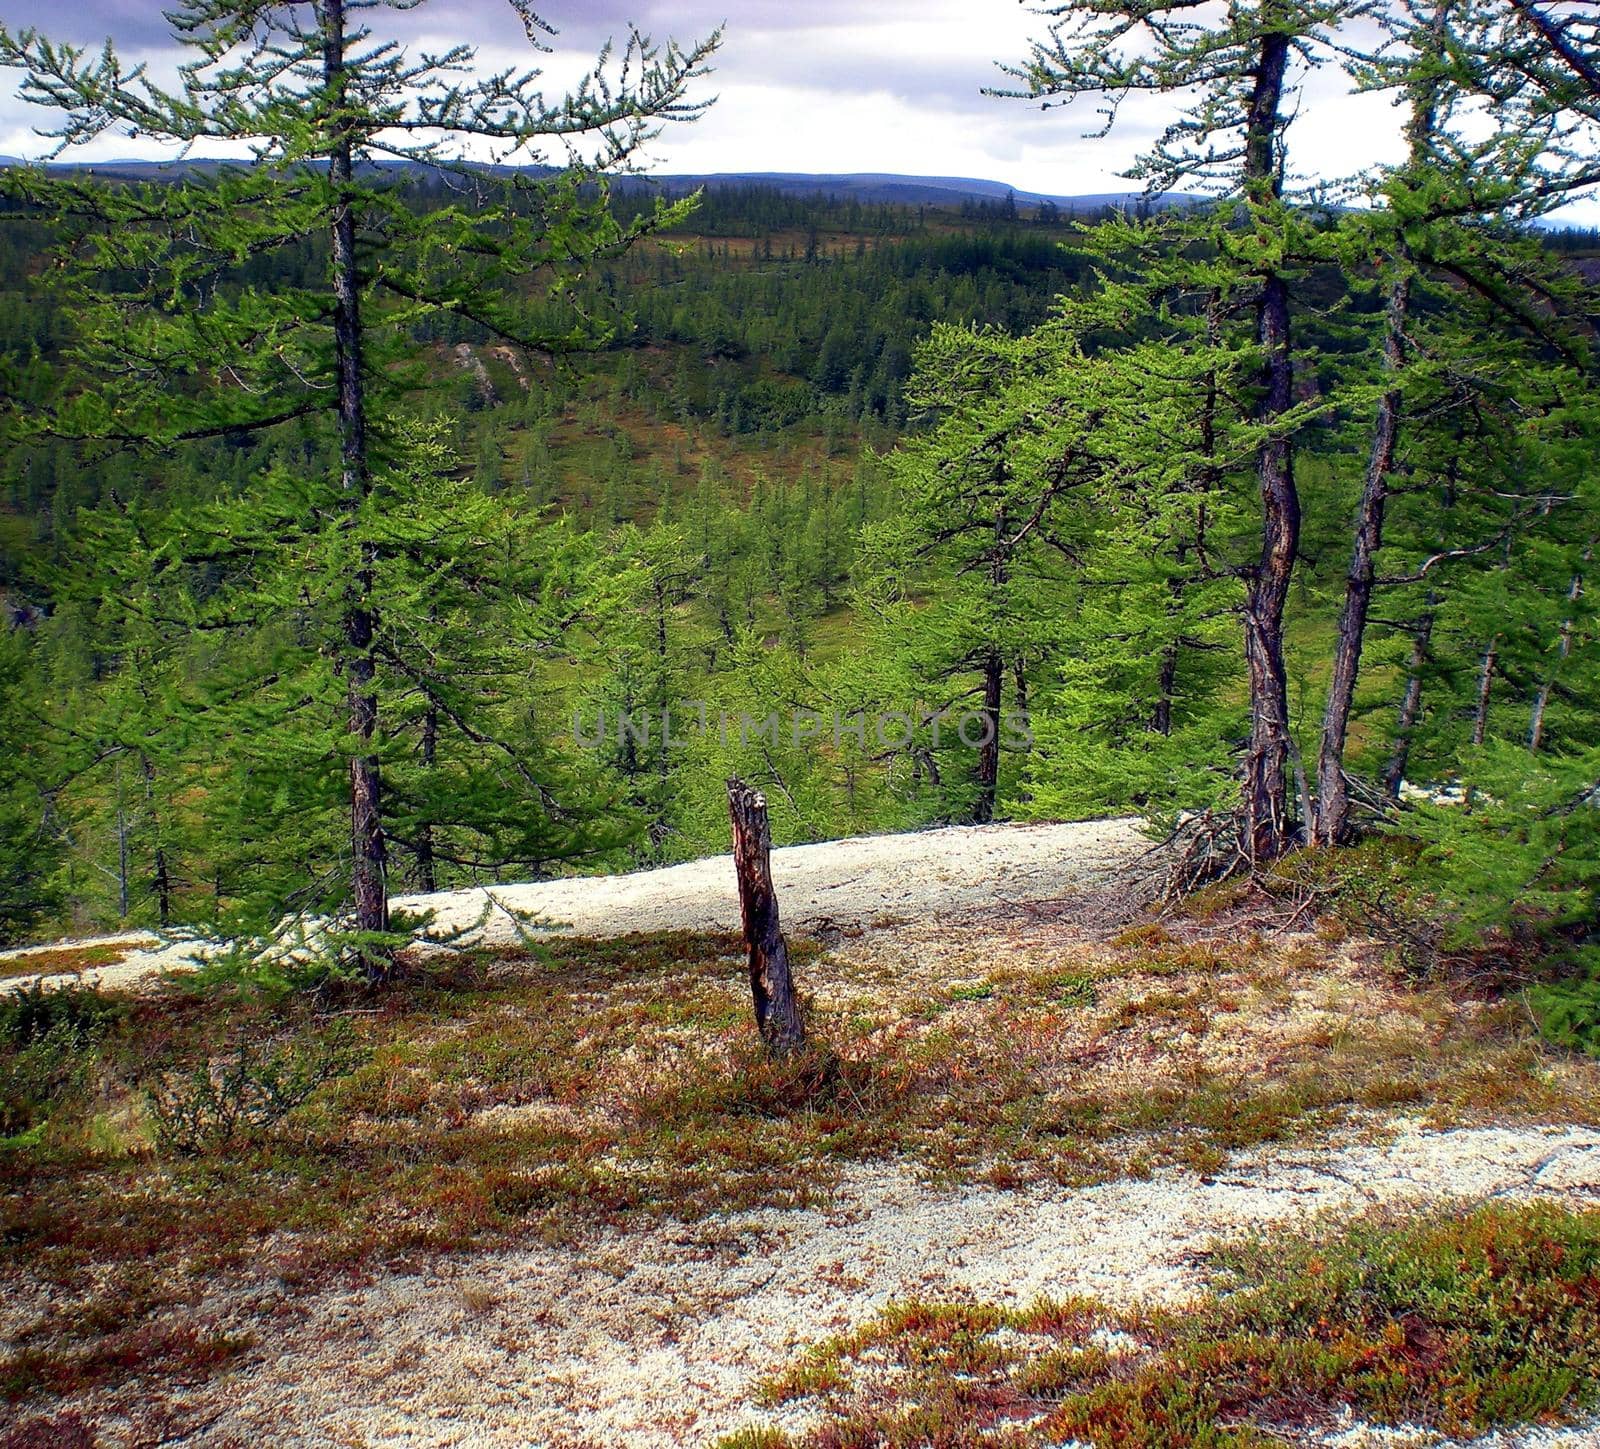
(615, 172), (1175, 212)
(0, 155), (1176, 212)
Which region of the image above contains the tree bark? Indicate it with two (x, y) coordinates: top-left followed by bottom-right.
(1315, 269), (1409, 845)
(1382, 605), (1434, 797)
(727, 778), (806, 1054)
(973, 648), (1004, 824)
(115, 765), (129, 921)
(1472, 637), (1498, 746)
(415, 699), (439, 893)
(1152, 643), (1178, 737)
(141, 754), (171, 927)
(324, 0), (389, 970)
(1529, 550), (1587, 751)
(1314, 9), (1446, 845)
(1242, 270), (1300, 862)
(1240, 26), (1301, 863)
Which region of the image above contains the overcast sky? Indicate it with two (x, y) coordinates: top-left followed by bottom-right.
(1, 1), (1595, 220)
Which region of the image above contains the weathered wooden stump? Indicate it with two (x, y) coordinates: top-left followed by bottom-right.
(726, 777), (807, 1054)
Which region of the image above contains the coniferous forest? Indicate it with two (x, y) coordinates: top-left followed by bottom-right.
(5, 4), (1600, 1444)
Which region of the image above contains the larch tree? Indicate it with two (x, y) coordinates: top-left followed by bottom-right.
(1312, 0), (1600, 843)
(998, 0), (1343, 859)
(585, 519), (709, 862)
(1016, 260), (1254, 823)
(46, 496), (201, 927)
(0, 625), (63, 945)
(1313, 0), (1461, 846)
(861, 323), (1098, 825)
(0, 1), (717, 973)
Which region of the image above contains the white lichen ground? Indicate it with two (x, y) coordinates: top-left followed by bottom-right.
(0, 818), (1148, 994)
(9, 822), (1600, 1447)
(62, 1121), (1600, 1448)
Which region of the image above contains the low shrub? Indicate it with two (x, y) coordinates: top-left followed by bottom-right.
(0, 981), (123, 1048)
(740, 1201), (1600, 1448)
(1047, 972), (1098, 1007)
(1527, 954), (1600, 1059)
(145, 1023), (361, 1155)
(0, 1025), (85, 1142)
(0, 984), (123, 1143)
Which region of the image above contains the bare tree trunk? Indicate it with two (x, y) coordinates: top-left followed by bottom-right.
(1240, 26), (1301, 864)
(1382, 605), (1435, 798)
(1315, 10), (1447, 845)
(115, 764), (129, 921)
(973, 648), (1003, 825)
(1529, 552), (1587, 751)
(1315, 270), (1409, 845)
(1242, 416), (1299, 861)
(415, 699), (438, 894)
(139, 753), (171, 927)
(1472, 637), (1498, 746)
(151, 846), (171, 928)
(727, 778), (806, 1054)
(324, 0), (389, 971)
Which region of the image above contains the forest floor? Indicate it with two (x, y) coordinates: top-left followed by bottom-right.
(5, 825), (1600, 1447)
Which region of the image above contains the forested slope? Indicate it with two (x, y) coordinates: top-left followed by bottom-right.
(1, 171), (1598, 1001)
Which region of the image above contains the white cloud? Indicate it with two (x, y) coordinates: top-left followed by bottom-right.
(0, 0), (1594, 219)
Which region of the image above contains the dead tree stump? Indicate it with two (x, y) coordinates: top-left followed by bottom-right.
(727, 777), (807, 1054)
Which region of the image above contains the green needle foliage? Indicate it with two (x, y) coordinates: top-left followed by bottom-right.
(0, 1), (717, 971)
(0, 0), (1594, 1057)
(165, 419), (633, 941)
(997, 0), (1351, 860)
(0, 627), (63, 945)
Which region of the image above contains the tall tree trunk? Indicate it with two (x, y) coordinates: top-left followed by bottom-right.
(114, 764), (129, 921)
(324, 0), (389, 968)
(1529, 550), (1587, 751)
(726, 778), (806, 1054)
(415, 699), (438, 894)
(1472, 637), (1498, 746)
(1382, 605), (1435, 797)
(1240, 26), (1301, 863)
(1314, 8), (1446, 845)
(974, 648), (1004, 824)
(1315, 269), (1410, 844)
(972, 498), (1010, 825)
(1152, 644), (1178, 737)
(141, 754), (171, 927)
(1242, 274), (1300, 862)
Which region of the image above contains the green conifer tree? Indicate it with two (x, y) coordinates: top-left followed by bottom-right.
(0, 625), (63, 944)
(0, 2), (716, 972)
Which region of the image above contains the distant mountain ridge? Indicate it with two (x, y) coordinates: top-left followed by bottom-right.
(0, 155), (1169, 211)
(620, 171), (1165, 211)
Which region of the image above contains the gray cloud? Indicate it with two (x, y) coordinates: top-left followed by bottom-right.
(0, 2), (1594, 218)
